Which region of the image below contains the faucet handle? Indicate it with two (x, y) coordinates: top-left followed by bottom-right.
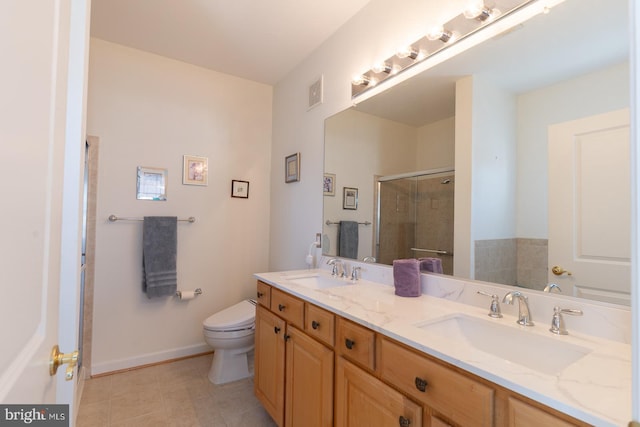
(350, 266), (361, 282)
(477, 291), (503, 318)
(549, 306), (583, 335)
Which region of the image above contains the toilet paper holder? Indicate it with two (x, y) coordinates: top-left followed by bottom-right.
(176, 288), (203, 298)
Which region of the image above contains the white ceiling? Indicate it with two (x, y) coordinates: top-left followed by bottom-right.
(90, 0), (372, 85)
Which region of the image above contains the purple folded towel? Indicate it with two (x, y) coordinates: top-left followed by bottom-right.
(393, 259), (421, 297)
(419, 257), (443, 274)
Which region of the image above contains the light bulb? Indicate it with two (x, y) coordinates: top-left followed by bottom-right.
(396, 46), (419, 60)
(427, 26), (453, 43)
(352, 75), (370, 86)
(463, 1), (485, 19)
(372, 62), (391, 74)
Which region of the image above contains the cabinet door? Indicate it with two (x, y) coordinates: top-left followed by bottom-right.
(285, 326), (334, 427)
(254, 305), (286, 427)
(507, 397), (577, 427)
(335, 357), (422, 427)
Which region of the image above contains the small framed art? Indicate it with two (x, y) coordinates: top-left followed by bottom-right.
(136, 166), (167, 201)
(183, 155), (208, 186)
(323, 173), (335, 196)
(285, 152), (300, 183)
(343, 187), (358, 210)
(231, 180), (249, 198)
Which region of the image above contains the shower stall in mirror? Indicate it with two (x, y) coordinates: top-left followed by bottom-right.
(375, 169), (454, 273)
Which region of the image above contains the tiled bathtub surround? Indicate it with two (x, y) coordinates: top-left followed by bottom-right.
(474, 238), (548, 289)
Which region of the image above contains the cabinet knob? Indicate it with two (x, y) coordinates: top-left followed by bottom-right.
(398, 416), (411, 426)
(257, 291), (264, 298)
(278, 304), (286, 311)
(284, 334), (291, 342)
(311, 320), (320, 330)
(345, 338), (355, 350)
(414, 377), (428, 392)
(274, 326), (281, 334)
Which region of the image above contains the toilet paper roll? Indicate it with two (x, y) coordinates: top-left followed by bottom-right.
(179, 290), (196, 300)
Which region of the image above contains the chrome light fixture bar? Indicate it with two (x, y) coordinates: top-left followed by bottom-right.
(351, 0), (537, 98)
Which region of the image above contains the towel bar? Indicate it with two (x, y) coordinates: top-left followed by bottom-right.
(108, 214), (196, 223)
(325, 220), (371, 226)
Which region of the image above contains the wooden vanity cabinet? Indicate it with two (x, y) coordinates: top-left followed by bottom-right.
(254, 282), (335, 427)
(335, 356), (422, 427)
(254, 304), (286, 426)
(255, 282), (593, 427)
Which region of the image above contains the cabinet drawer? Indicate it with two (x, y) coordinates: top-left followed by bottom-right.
(379, 337), (494, 427)
(336, 317), (375, 370)
(256, 281), (271, 308)
(271, 288), (304, 329)
(305, 304), (335, 347)
(507, 397), (579, 427)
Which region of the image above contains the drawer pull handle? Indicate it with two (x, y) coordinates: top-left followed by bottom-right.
(414, 377), (428, 392)
(311, 320), (320, 330)
(257, 291), (264, 298)
(274, 326), (281, 334)
(345, 338), (355, 350)
(399, 416), (411, 426)
(278, 304), (286, 311)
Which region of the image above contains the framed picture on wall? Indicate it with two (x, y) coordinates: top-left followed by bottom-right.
(231, 180), (249, 198)
(285, 152), (300, 183)
(323, 173), (335, 196)
(343, 187), (358, 210)
(183, 155), (208, 186)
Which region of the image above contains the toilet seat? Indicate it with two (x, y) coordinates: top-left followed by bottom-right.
(203, 299), (256, 332)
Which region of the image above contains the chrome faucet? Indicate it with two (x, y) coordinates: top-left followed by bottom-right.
(549, 306), (583, 335)
(477, 291), (502, 318)
(326, 258), (343, 277)
(350, 266), (361, 282)
(543, 283), (562, 293)
(502, 291), (534, 326)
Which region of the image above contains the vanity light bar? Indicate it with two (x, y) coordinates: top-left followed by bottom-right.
(351, 0), (538, 98)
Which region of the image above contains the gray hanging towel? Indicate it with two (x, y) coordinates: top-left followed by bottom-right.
(338, 221), (358, 259)
(142, 216), (177, 298)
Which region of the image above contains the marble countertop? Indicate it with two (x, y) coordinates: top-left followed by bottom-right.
(255, 268), (631, 427)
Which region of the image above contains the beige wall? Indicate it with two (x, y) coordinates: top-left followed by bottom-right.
(87, 39), (273, 374)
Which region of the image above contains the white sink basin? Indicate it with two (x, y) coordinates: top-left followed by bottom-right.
(415, 314), (591, 375)
(287, 274), (350, 289)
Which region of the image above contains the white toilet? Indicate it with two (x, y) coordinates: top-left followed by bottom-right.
(202, 299), (256, 384)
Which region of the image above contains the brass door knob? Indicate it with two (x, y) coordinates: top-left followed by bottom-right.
(49, 345), (78, 381)
(551, 266), (572, 276)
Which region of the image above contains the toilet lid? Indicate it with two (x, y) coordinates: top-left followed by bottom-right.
(203, 299), (256, 331)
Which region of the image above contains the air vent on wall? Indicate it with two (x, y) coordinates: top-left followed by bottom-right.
(308, 75), (323, 110)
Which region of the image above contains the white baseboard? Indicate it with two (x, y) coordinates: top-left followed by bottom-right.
(91, 343), (210, 376)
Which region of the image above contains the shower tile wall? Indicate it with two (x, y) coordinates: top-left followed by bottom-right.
(378, 179), (416, 265)
(474, 238), (548, 289)
(415, 177), (454, 275)
(516, 238), (548, 290)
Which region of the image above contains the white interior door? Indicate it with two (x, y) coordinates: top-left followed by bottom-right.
(0, 0), (90, 423)
(548, 108), (630, 304)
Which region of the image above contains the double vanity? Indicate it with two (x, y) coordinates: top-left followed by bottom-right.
(254, 260), (631, 426)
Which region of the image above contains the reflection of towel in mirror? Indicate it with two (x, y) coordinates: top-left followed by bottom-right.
(419, 257), (443, 274)
(393, 259), (421, 297)
(143, 216), (178, 298)
(338, 221), (359, 259)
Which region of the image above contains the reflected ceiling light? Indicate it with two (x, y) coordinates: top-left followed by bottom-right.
(427, 26), (454, 43)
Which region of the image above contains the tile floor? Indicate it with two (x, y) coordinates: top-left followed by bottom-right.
(77, 353), (276, 427)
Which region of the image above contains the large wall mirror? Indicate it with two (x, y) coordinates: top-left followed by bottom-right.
(323, 0), (630, 305)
